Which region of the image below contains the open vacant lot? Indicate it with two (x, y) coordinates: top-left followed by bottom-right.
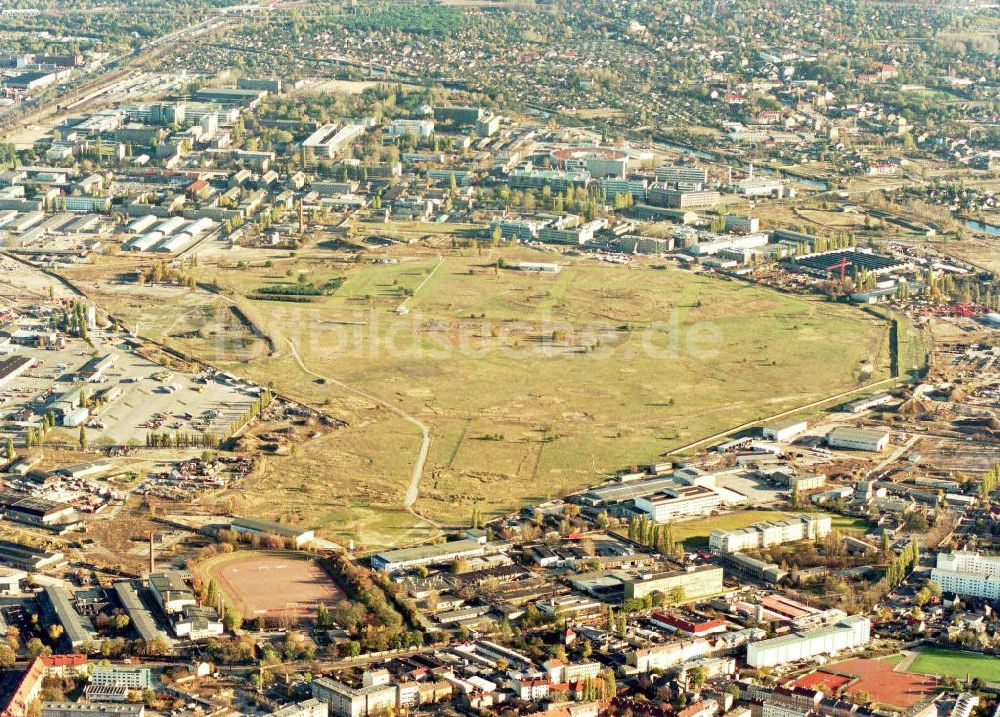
(912, 437), (1000, 474)
(83, 249), (892, 547)
(200, 551), (345, 621)
(908, 648), (1000, 683)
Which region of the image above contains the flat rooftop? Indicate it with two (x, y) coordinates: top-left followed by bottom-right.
(374, 538), (487, 564)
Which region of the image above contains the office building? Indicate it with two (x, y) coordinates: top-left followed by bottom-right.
(718, 551), (787, 584)
(784, 473), (826, 492)
(426, 169), (474, 187)
(655, 165), (709, 186)
(622, 564), (724, 601)
(302, 124), (365, 159)
(476, 115), (501, 137)
(387, 119), (435, 140)
(538, 219), (607, 245)
(932, 551), (1000, 600)
(89, 667), (152, 691)
(62, 196), (111, 213)
(647, 184), (721, 208)
(709, 514), (831, 553)
(628, 638), (710, 672)
(312, 677), (396, 717)
(633, 485), (723, 523)
(600, 177), (648, 202)
(724, 214), (761, 233)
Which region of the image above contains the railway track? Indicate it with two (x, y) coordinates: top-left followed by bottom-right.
(0, 16), (231, 138)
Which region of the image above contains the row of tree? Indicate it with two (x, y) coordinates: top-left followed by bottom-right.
(322, 553), (422, 652)
(224, 388), (274, 441)
(885, 537), (921, 589)
(25, 410), (59, 448)
(580, 670), (618, 701)
(627, 515), (681, 558)
(145, 431), (221, 449)
(979, 461), (1000, 499)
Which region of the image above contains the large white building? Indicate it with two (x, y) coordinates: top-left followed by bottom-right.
(89, 667), (152, 691)
(387, 119), (435, 140)
(932, 551), (1000, 600)
(826, 427), (890, 452)
(762, 419), (808, 442)
(688, 232), (769, 257)
(551, 147), (629, 178)
(655, 165), (709, 186)
(633, 485), (723, 523)
(746, 613), (871, 667)
(302, 123), (365, 158)
(628, 638), (710, 672)
(709, 514), (831, 553)
(736, 176), (787, 198)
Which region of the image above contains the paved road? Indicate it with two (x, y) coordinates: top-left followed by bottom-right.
(870, 433), (920, 478)
(0, 16), (228, 138)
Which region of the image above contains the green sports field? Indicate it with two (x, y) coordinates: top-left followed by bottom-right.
(909, 648), (1000, 683)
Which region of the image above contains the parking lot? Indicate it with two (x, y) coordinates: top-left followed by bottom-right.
(1, 331), (260, 445)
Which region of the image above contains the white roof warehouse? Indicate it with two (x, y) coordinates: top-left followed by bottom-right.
(371, 538), (497, 573)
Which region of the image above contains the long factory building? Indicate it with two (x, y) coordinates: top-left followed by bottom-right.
(709, 514), (832, 553)
(746, 613), (871, 667)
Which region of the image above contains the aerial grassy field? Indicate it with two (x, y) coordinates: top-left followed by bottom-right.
(667, 510), (872, 548)
(670, 510), (793, 547)
(909, 648), (1000, 683)
(828, 514), (876, 534)
(83, 248), (892, 548)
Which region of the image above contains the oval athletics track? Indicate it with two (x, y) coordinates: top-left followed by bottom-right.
(205, 553), (345, 620)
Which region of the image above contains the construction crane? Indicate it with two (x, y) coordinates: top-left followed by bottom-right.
(828, 257), (852, 285)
